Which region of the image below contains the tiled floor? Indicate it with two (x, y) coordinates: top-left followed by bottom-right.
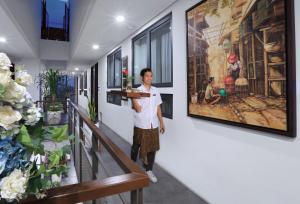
(59, 121), (208, 204)
(92, 122), (209, 204)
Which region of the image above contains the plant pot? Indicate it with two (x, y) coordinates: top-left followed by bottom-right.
(126, 81), (132, 92)
(47, 110), (63, 125)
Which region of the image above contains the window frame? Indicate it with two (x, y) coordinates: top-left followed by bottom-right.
(107, 47), (122, 89)
(106, 91), (122, 106)
(160, 93), (173, 119)
(79, 74), (83, 95)
(132, 13), (173, 88)
(83, 70), (88, 96)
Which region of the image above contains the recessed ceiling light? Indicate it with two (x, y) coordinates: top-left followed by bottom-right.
(71, 71), (75, 75)
(0, 37), (7, 43)
(116, 15), (125, 23)
(92, 44), (99, 50)
(74, 67), (79, 71)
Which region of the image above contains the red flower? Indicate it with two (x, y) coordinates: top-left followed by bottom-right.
(122, 69), (128, 75)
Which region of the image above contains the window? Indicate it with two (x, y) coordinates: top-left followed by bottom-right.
(107, 48), (122, 88)
(80, 74), (83, 95)
(107, 92), (121, 106)
(132, 13), (172, 87)
(84, 71), (87, 96)
(161, 94), (173, 119)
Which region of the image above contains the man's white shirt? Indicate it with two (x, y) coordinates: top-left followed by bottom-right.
(133, 84), (162, 129)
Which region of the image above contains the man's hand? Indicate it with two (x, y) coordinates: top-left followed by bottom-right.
(160, 122), (165, 134)
(157, 105), (165, 134)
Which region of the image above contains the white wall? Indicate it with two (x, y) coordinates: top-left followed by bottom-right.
(0, 0), (41, 57)
(91, 0), (300, 203)
(78, 69), (91, 111)
(13, 58), (45, 102)
(40, 40), (70, 61)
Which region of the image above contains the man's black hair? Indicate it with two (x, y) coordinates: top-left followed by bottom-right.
(140, 68), (152, 78)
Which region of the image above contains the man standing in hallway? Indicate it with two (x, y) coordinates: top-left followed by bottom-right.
(131, 68), (165, 183)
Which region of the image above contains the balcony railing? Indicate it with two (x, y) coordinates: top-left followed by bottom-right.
(22, 100), (149, 203)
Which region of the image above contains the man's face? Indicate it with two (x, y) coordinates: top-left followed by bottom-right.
(142, 71), (153, 85)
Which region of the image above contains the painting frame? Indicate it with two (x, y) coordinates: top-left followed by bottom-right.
(186, 0), (296, 137)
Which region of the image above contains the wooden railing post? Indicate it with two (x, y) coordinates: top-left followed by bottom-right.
(131, 188), (143, 204)
(92, 133), (98, 180)
(68, 104), (72, 136)
(79, 117), (83, 182)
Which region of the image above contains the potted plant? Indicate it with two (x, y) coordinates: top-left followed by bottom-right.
(47, 102), (64, 125)
(40, 69), (63, 125)
(83, 98), (98, 150)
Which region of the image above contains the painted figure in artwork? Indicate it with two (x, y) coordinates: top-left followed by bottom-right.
(227, 53), (241, 81)
(204, 77), (221, 105)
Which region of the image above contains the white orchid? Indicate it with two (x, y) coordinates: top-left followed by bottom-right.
(15, 70), (33, 87)
(0, 53), (12, 70)
(0, 69), (12, 86)
(0, 106), (22, 130)
(0, 169), (28, 202)
(2, 81), (26, 104)
(23, 105), (42, 126)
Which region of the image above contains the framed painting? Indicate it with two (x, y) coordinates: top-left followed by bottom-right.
(186, 0), (296, 137)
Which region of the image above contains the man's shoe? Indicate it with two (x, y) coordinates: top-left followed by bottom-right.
(146, 170), (158, 183)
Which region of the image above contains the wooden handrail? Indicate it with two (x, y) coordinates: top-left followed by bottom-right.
(22, 100), (149, 203)
(22, 173), (148, 204)
(69, 100), (144, 174)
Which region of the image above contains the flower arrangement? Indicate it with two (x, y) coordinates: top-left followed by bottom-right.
(0, 53), (72, 202)
(122, 69), (134, 91)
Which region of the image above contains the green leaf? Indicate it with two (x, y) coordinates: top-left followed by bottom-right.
(61, 145), (72, 156)
(27, 121), (45, 139)
(17, 125), (33, 147)
(48, 125), (68, 142)
(48, 149), (63, 168)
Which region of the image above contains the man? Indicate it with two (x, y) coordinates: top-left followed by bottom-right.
(204, 77), (221, 105)
(131, 68), (165, 183)
(227, 53), (241, 81)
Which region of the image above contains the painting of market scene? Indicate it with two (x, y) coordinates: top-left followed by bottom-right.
(186, 0), (288, 132)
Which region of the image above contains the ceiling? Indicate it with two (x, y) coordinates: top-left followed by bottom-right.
(0, 0), (178, 71)
(0, 4), (36, 59)
(69, 0), (178, 69)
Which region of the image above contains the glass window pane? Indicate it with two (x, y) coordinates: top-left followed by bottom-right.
(133, 35), (148, 84)
(107, 55), (114, 87)
(114, 50), (122, 87)
(150, 20), (172, 84)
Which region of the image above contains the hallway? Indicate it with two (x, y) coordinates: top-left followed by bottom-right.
(0, 0), (299, 203)
(87, 122), (208, 204)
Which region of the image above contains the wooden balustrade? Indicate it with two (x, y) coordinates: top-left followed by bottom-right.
(22, 100), (149, 204)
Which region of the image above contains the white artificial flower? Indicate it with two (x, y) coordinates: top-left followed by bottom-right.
(0, 53), (12, 70)
(0, 169), (27, 202)
(0, 106), (22, 130)
(2, 81), (26, 104)
(23, 105), (42, 126)
(15, 70), (33, 86)
(0, 69), (12, 86)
